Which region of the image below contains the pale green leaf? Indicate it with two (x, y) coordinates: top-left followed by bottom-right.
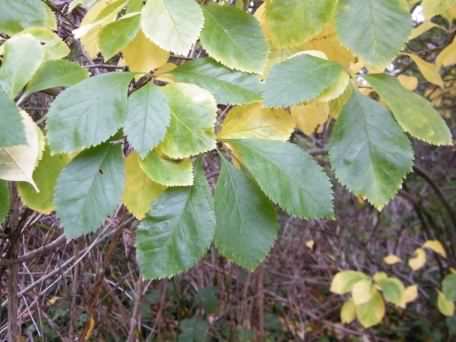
(0, 112), (43, 190)
(336, 0), (412, 66)
(0, 89), (25, 147)
(160, 83), (217, 159)
(355, 289), (386, 328)
(141, 0), (204, 55)
(229, 139), (334, 219)
(264, 54), (345, 107)
(365, 74), (452, 146)
(19, 27), (70, 61)
(265, 0), (337, 49)
(0, 35), (45, 99)
(0, 0), (56, 35)
(17, 146), (70, 214)
(26, 60), (89, 95)
(438, 291), (455, 316)
(376, 277), (405, 305)
(55, 143), (125, 239)
(352, 279), (375, 305)
(0, 181), (9, 224)
(170, 58), (263, 105)
(215, 157), (279, 270)
(443, 274), (456, 301)
(124, 84), (170, 158)
(123, 152), (165, 219)
(330, 271), (369, 294)
(329, 91), (414, 209)
(139, 150), (193, 187)
(47, 72), (133, 153)
(136, 160), (215, 279)
(219, 103), (295, 141)
(99, 14), (141, 60)
(200, 4), (268, 74)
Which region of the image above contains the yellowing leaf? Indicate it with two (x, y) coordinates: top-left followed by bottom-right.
(352, 279), (375, 305)
(123, 152), (166, 219)
(398, 285), (418, 308)
(437, 290), (455, 316)
(398, 75), (418, 91)
(384, 254), (402, 265)
(408, 54), (444, 87)
(423, 240), (447, 258)
(340, 299), (356, 324)
(291, 102), (329, 135)
(123, 30), (170, 74)
(409, 21), (438, 40)
(408, 248), (427, 271)
(355, 289), (386, 328)
(0, 112), (43, 190)
(219, 103), (295, 141)
(330, 271), (368, 294)
(436, 38), (456, 68)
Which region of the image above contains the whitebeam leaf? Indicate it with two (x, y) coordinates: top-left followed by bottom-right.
(215, 156), (279, 270)
(329, 91), (414, 209)
(136, 160), (215, 279)
(200, 4), (268, 74)
(141, 0), (204, 55)
(229, 139), (334, 219)
(55, 143), (125, 239)
(0, 112), (43, 190)
(0, 181), (10, 224)
(160, 83), (217, 159)
(124, 84), (171, 158)
(47, 72), (133, 153)
(0, 89), (26, 147)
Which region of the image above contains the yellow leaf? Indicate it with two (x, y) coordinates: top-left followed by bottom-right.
(122, 152), (166, 219)
(373, 272), (388, 283)
(0, 112), (43, 191)
(409, 21), (438, 40)
(352, 279), (375, 305)
(330, 271), (368, 295)
(436, 38), (456, 68)
(305, 240), (315, 250)
(398, 285), (418, 308)
(291, 101), (329, 135)
(384, 254), (402, 265)
(437, 290), (455, 316)
(423, 240), (447, 258)
(408, 248), (427, 271)
(408, 53), (444, 87)
(329, 84), (353, 119)
(340, 299), (356, 324)
(398, 75), (418, 91)
(123, 30), (170, 74)
(355, 289), (386, 328)
(154, 63), (178, 83)
(218, 103), (295, 141)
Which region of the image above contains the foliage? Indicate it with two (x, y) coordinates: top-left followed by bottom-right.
(0, 1), (455, 336)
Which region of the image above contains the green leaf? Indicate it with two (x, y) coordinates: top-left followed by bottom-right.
(438, 291), (455, 317)
(0, 89), (26, 147)
(0, 0), (56, 35)
(99, 14), (141, 60)
(330, 271), (369, 294)
(214, 157), (279, 270)
(55, 143), (125, 238)
(443, 274), (456, 302)
(124, 84), (171, 158)
(47, 72), (133, 153)
(376, 277), (405, 305)
(123, 152), (165, 219)
(336, 0), (412, 66)
(365, 74), (452, 146)
(200, 4), (268, 74)
(0, 35), (45, 99)
(139, 150), (193, 187)
(264, 54), (345, 108)
(265, 0), (337, 49)
(141, 0), (204, 55)
(17, 146), (70, 214)
(160, 83), (217, 159)
(0, 181), (9, 224)
(26, 60), (89, 95)
(178, 318), (209, 342)
(329, 92), (414, 209)
(355, 289), (386, 328)
(136, 160), (215, 279)
(229, 139), (334, 219)
(170, 58), (263, 105)
(19, 27), (70, 61)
